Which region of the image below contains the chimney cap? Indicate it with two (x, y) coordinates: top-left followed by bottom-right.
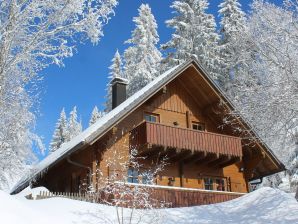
(110, 77), (128, 85)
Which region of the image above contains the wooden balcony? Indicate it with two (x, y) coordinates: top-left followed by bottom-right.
(130, 122), (243, 166)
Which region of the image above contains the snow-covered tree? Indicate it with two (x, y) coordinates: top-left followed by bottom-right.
(89, 106), (104, 126)
(162, 0), (220, 79)
(68, 106), (82, 140)
(0, 0), (118, 96)
(124, 4), (162, 96)
(50, 108), (68, 153)
(0, 81), (44, 191)
(288, 119), (298, 191)
(105, 50), (123, 112)
(0, 0), (118, 191)
(218, 0), (246, 89)
(225, 0), (298, 190)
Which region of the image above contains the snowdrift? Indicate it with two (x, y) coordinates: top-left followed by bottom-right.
(1, 187), (297, 224)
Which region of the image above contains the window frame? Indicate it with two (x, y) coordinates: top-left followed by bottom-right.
(192, 121), (205, 131)
(144, 112), (160, 123)
(127, 167), (139, 184)
(203, 178), (214, 190)
(202, 176), (229, 191)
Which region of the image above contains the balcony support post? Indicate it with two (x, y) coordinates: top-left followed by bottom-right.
(179, 161), (184, 187)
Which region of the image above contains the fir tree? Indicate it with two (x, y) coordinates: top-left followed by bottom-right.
(50, 108), (68, 153)
(105, 50), (123, 112)
(218, 0), (246, 88)
(124, 4), (162, 96)
(68, 106), (82, 140)
(162, 0), (220, 80)
(89, 106), (104, 126)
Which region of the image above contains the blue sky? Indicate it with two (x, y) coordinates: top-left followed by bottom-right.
(35, 0), (282, 158)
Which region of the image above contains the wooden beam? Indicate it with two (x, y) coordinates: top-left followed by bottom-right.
(196, 153), (219, 167)
(245, 151), (266, 179)
(217, 157), (241, 168)
(184, 151), (207, 165)
(168, 150), (192, 163)
(202, 101), (222, 116)
(138, 144), (162, 157)
(160, 149), (179, 162)
(145, 147), (176, 161)
(207, 155), (231, 167)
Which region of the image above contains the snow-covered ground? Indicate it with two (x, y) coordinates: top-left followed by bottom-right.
(1, 187), (297, 224)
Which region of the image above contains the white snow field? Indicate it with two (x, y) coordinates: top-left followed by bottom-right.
(1, 187), (297, 224)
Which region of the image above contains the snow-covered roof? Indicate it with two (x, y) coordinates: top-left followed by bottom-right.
(11, 59), (285, 194)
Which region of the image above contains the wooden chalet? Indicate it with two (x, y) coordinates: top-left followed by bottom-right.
(11, 59), (285, 207)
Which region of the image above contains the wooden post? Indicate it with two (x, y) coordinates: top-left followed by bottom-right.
(179, 161), (184, 187)
(186, 111), (190, 129)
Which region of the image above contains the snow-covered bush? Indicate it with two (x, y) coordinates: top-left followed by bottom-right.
(92, 134), (167, 224)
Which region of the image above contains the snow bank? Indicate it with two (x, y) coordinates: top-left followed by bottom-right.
(0, 191), (56, 224)
(163, 187), (298, 224)
(1, 187), (297, 224)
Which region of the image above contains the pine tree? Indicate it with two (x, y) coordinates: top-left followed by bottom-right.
(89, 106), (104, 126)
(68, 106), (82, 140)
(218, 0), (246, 88)
(124, 4), (162, 96)
(50, 108), (68, 153)
(162, 0), (220, 80)
(105, 50), (123, 112)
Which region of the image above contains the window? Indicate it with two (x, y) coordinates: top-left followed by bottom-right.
(216, 178), (225, 191)
(202, 177), (227, 191)
(144, 112), (159, 123)
(204, 178), (213, 190)
(127, 167), (139, 183)
(192, 122), (205, 131)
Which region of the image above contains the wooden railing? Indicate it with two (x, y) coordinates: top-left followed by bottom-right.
(30, 184), (245, 208)
(27, 191), (99, 203)
(130, 122), (242, 157)
(149, 186), (244, 207)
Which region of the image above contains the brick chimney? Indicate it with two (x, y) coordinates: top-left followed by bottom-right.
(111, 77), (128, 109)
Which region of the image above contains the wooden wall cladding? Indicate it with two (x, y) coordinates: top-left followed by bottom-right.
(147, 80), (199, 114)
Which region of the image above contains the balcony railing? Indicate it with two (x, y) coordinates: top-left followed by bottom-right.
(130, 122), (242, 157)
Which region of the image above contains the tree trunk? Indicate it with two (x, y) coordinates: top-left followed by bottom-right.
(295, 186), (298, 202)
